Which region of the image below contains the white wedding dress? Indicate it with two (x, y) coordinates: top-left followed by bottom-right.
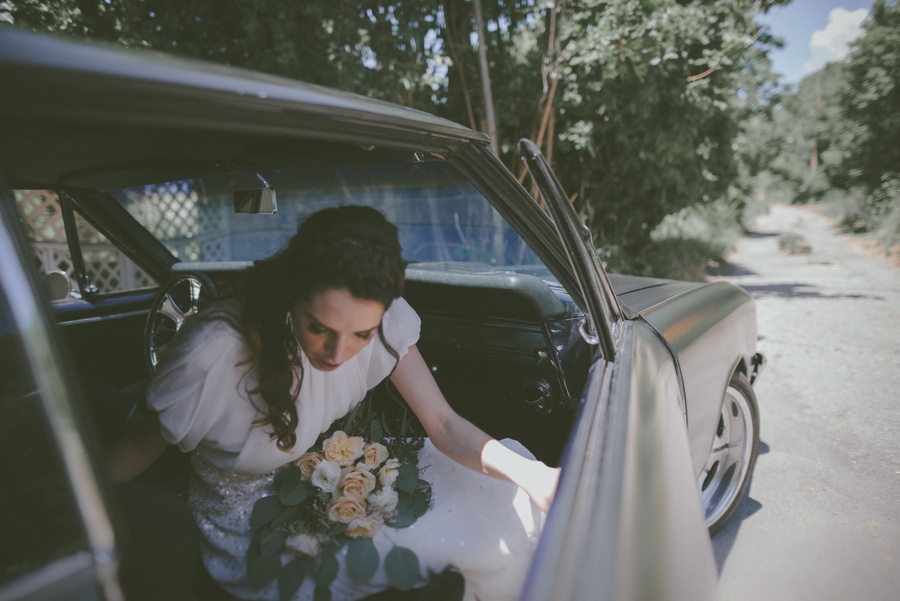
(147, 297), (544, 601)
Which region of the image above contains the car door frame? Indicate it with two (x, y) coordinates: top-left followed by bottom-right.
(510, 142), (719, 601)
(0, 180), (124, 601)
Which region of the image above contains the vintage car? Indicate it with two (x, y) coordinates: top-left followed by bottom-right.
(0, 28), (763, 601)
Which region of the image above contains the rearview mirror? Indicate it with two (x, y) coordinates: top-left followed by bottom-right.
(233, 187), (277, 214)
(234, 172), (277, 214)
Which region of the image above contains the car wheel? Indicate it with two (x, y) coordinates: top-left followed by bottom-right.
(698, 371), (760, 533)
(145, 272), (216, 371)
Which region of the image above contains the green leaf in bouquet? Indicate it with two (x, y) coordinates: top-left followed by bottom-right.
(313, 585), (332, 601)
(410, 490), (430, 518)
(270, 505), (301, 530)
(385, 546), (420, 591)
(369, 418), (382, 443)
(347, 537), (379, 583)
(314, 553), (339, 587)
(395, 491), (413, 513)
(250, 495), (284, 532)
(260, 528), (288, 558)
(280, 476), (313, 506)
(329, 522), (348, 536)
(274, 464), (303, 489)
(395, 463), (419, 493)
(389, 509), (418, 528)
(247, 552), (281, 588)
(318, 491), (332, 504)
(278, 557), (311, 601)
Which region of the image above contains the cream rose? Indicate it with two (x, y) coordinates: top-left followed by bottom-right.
(359, 442), (389, 470)
(311, 460), (342, 493)
(284, 533), (320, 557)
(345, 515), (383, 539)
(295, 451), (323, 480)
(327, 495), (367, 524)
(378, 458), (401, 487)
(367, 488), (399, 518)
(340, 466), (377, 500)
(323, 430), (366, 467)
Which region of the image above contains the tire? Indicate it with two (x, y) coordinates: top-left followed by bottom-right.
(698, 371), (760, 534)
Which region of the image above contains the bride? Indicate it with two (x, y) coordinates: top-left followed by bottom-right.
(109, 205), (559, 601)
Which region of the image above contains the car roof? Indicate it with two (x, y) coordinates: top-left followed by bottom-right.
(0, 27), (490, 189)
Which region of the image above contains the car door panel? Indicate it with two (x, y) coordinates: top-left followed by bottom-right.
(523, 320), (717, 601)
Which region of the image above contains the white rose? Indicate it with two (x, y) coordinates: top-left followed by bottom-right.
(367, 488), (399, 518)
(284, 533), (320, 557)
(311, 460), (342, 493)
(378, 458), (401, 487)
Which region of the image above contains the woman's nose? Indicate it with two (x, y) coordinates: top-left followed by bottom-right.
(328, 336), (345, 362)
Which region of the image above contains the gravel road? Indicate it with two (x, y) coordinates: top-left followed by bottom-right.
(709, 204), (900, 601)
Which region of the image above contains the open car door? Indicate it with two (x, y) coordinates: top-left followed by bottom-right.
(517, 140), (718, 601)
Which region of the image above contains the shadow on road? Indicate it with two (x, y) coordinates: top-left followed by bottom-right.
(711, 440), (770, 575)
(739, 283), (884, 301)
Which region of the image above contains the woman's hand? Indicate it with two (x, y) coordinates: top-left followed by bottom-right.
(522, 462), (561, 513)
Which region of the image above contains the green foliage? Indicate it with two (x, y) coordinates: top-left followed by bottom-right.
(5, 0), (790, 272)
(744, 0), (899, 250)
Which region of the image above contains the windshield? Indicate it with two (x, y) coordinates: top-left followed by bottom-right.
(108, 156), (546, 275)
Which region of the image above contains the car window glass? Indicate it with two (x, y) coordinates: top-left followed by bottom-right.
(108, 156), (557, 281)
(0, 282), (90, 584)
(13, 190), (156, 298)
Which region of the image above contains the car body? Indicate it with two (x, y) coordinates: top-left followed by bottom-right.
(0, 29), (762, 601)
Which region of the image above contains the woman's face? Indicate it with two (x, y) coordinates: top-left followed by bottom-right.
(290, 288), (386, 372)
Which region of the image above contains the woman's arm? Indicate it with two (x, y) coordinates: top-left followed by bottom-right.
(106, 412), (169, 482)
(389, 345), (560, 512)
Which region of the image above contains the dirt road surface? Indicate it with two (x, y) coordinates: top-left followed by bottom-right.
(709, 204), (900, 600)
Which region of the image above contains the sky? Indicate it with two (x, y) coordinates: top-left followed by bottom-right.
(763, 0), (874, 85)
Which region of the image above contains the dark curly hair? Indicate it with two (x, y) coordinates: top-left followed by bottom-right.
(237, 205), (405, 450)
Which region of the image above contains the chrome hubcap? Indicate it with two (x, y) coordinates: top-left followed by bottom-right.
(698, 383), (754, 526)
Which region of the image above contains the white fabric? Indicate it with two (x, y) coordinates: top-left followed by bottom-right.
(147, 296), (543, 601)
(148, 297), (420, 474)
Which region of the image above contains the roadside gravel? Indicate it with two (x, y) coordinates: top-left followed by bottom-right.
(709, 204), (900, 601)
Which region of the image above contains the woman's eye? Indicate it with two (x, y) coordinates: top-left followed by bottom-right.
(356, 331), (375, 341)
(308, 324), (328, 335)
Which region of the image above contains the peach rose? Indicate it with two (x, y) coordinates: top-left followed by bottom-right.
(359, 442), (389, 470)
(295, 451), (323, 480)
(323, 430), (365, 467)
(345, 515), (383, 539)
(327, 495), (367, 524)
(340, 466), (377, 500)
(378, 458), (401, 487)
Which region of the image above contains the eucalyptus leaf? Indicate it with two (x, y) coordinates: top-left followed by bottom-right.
(369, 418), (382, 443)
(410, 490), (429, 518)
(313, 585), (332, 601)
(385, 546), (420, 591)
(250, 496), (283, 532)
(278, 558), (309, 601)
(395, 463), (419, 493)
(390, 509), (418, 528)
(280, 478), (312, 506)
(314, 554), (339, 587)
(260, 528), (288, 558)
(274, 464), (304, 489)
(247, 553), (281, 588)
(346, 538), (379, 584)
(396, 492), (413, 513)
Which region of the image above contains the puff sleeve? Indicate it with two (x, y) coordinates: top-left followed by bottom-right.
(365, 297), (421, 388)
(146, 316), (253, 460)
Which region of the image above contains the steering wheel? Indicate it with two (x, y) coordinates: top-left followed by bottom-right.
(145, 271), (217, 371)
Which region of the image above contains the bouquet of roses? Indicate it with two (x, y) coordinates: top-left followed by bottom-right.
(247, 395), (432, 601)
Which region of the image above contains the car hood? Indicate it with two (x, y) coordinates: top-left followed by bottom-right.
(608, 273), (707, 314)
